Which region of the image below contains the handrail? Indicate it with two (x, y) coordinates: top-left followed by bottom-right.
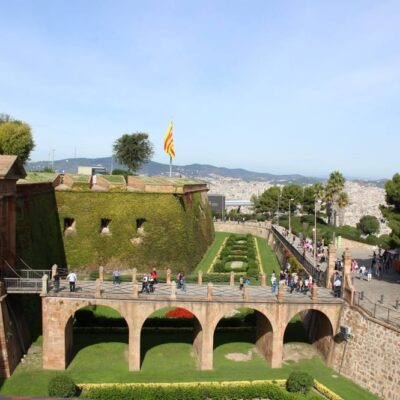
(354, 291), (400, 328)
(271, 226), (319, 279)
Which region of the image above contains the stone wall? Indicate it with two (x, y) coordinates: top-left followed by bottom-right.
(214, 222), (270, 238)
(332, 304), (400, 400)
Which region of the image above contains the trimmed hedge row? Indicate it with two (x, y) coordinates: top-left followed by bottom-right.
(80, 383), (322, 400)
(213, 234), (259, 277)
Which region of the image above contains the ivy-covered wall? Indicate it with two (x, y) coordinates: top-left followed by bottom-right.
(16, 183), (66, 270)
(56, 190), (214, 272)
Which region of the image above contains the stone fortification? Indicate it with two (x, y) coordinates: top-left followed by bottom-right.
(332, 304), (400, 400)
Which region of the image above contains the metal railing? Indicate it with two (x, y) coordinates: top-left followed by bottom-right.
(354, 292), (400, 328)
(3, 278), (44, 293)
(271, 225), (322, 282)
(18, 269), (51, 279)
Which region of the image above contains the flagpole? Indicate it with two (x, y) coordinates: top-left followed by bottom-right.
(169, 156), (172, 177)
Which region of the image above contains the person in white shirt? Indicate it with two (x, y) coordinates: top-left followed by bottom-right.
(66, 272), (77, 292)
(333, 274), (342, 298)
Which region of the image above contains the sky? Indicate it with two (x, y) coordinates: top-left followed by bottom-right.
(1, 0), (399, 179)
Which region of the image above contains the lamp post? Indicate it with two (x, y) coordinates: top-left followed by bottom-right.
(277, 193), (281, 226)
(314, 199), (322, 267)
(288, 198), (294, 234)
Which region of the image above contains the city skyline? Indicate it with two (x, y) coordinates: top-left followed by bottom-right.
(1, 1), (399, 179)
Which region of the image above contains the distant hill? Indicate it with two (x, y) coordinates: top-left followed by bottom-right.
(27, 156), (386, 186)
(27, 157), (321, 184)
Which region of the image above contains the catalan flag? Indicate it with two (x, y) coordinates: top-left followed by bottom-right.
(163, 121), (176, 158)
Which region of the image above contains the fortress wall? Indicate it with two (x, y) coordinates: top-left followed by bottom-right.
(331, 304), (400, 400)
(56, 191), (214, 272)
(16, 183), (66, 269)
(0, 296), (22, 377)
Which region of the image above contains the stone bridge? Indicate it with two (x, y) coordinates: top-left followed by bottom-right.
(42, 281), (343, 372)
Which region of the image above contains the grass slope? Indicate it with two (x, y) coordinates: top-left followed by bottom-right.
(256, 236), (280, 276)
(195, 232), (229, 272)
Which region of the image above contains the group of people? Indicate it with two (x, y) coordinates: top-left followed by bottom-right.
(176, 272), (187, 291)
(271, 269), (315, 295)
(140, 268), (158, 293)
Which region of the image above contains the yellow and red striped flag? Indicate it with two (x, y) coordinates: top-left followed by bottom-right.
(163, 121), (176, 158)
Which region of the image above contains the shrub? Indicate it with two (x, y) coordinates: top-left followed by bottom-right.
(213, 262), (225, 272)
(48, 375), (78, 398)
(165, 307), (194, 319)
(286, 371), (313, 394)
(357, 215), (380, 235)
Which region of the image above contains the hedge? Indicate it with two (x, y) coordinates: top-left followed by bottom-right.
(80, 382), (319, 400)
(48, 375), (78, 398)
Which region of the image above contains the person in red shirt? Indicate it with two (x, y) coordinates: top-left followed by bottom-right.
(150, 268), (158, 284)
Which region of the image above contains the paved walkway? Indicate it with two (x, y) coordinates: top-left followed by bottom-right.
(46, 281), (339, 303)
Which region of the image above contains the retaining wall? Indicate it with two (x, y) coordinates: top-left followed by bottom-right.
(332, 304), (400, 400)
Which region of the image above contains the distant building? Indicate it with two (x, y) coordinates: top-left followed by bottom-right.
(77, 166), (107, 175)
(208, 194), (225, 216)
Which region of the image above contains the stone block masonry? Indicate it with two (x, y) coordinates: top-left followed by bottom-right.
(332, 304), (400, 400)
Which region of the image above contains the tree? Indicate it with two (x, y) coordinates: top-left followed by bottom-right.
(385, 173), (400, 211)
(357, 215), (380, 235)
(113, 133), (153, 173)
(302, 183), (325, 215)
(0, 115), (35, 163)
(281, 184), (303, 212)
(325, 171), (345, 226)
(252, 186), (281, 217)
(337, 191), (349, 227)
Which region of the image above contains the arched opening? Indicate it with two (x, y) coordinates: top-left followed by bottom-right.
(213, 308), (273, 368)
(65, 304), (128, 370)
(283, 309), (334, 363)
(140, 307), (203, 370)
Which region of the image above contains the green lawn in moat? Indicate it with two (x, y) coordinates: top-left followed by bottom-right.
(256, 236), (280, 276)
(0, 331), (378, 400)
(195, 232), (280, 277)
(195, 232), (229, 272)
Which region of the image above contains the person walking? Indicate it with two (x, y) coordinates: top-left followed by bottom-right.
(66, 271), (77, 292)
(113, 269), (121, 284)
(239, 275), (244, 291)
(141, 273), (149, 293)
(150, 267), (158, 284)
(333, 274), (342, 297)
(271, 275), (277, 293)
(53, 270), (60, 291)
(181, 273), (187, 292)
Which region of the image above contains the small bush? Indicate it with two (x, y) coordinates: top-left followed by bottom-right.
(286, 371), (313, 394)
(48, 375), (78, 398)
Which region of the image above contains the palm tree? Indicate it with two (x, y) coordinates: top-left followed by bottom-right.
(337, 192), (349, 227)
(325, 171), (345, 226)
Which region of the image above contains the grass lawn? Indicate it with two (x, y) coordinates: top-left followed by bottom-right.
(256, 236), (280, 276)
(0, 332), (378, 400)
(195, 232), (229, 272)
(195, 232), (279, 277)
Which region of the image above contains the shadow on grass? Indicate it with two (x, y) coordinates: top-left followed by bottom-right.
(214, 329), (256, 350)
(140, 331), (193, 367)
(71, 333), (128, 361)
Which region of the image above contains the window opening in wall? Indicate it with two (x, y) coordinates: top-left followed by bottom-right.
(64, 218), (76, 235)
(136, 218), (146, 235)
(100, 218), (112, 235)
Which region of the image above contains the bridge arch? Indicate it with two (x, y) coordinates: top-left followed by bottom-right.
(139, 306), (205, 369)
(212, 306), (275, 366)
(282, 307), (336, 363)
(63, 302), (131, 369)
